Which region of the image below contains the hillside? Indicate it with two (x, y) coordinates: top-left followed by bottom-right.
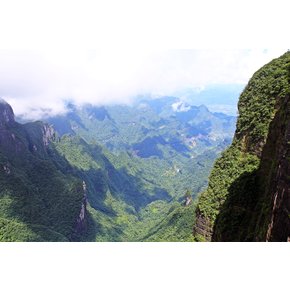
(0, 96), (236, 241)
(47, 98), (235, 200)
(46, 99), (236, 241)
(5, 49), (289, 242)
(0, 99), (88, 241)
(194, 51), (290, 241)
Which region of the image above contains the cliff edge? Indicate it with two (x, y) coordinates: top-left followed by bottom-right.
(193, 51), (290, 241)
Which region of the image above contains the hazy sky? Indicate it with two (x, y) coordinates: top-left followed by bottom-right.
(0, 49), (287, 119)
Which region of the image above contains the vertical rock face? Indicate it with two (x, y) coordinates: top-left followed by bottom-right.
(0, 99), (15, 127)
(185, 196), (192, 206)
(193, 209), (213, 240)
(193, 51), (290, 241)
(258, 96), (290, 241)
(0, 99), (25, 153)
(74, 181), (88, 235)
(0, 99), (89, 241)
(41, 123), (56, 146)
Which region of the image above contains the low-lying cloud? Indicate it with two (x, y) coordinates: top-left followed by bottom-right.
(0, 49), (287, 119)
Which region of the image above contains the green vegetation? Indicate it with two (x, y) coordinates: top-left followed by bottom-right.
(45, 98), (236, 242)
(0, 114), (86, 241)
(236, 51), (290, 151)
(83, 200), (196, 242)
(140, 202), (196, 242)
(194, 51), (290, 241)
(52, 134), (213, 241)
(0, 218), (68, 242)
(1, 90), (237, 242)
(196, 146), (259, 223)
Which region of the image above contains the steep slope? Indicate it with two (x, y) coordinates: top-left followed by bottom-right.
(46, 98), (235, 155)
(1, 96), (236, 241)
(259, 95), (290, 241)
(139, 201), (196, 242)
(52, 134), (209, 241)
(47, 99), (235, 200)
(194, 51), (290, 241)
(0, 99), (88, 241)
(1, 97), (218, 242)
(45, 99), (236, 241)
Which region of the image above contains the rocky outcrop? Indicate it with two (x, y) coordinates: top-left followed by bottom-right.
(21, 121), (57, 155)
(0, 98), (15, 127)
(185, 196), (192, 206)
(0, 101), (56, 155)
(0, 99), (25, 153)
(257, 95), (290, 241)
(193, 209), (213, 241)
(41, 123), (56, 146)
(2, 162), (11, 175)
(0, 99), (90, 242)
(74, 181), (88, 235)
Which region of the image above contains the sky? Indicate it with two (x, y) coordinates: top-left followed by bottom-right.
(0, 49), (287, 119)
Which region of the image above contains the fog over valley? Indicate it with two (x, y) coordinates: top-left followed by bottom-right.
(0, 49), (285, 119)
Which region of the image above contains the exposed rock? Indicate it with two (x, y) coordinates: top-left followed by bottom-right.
(3, 163), (11, 175)
(74, 181), (88, 235)
(258, 96), (290, 241)
(0, 98), (15, 127)
(184, 196), (192, 206)
(0, 99), (25, 153)
(193, 209), (213, 241)
(41, 123), (56, 146)
(82, 180), (87, 192)
(75, 200), (87, 232)
(0, 99), (90, 241)
(194, 51), (290, 241)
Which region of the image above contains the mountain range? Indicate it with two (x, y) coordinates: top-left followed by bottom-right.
(0, 96), (235, 241)
(2, 51), (290, 242)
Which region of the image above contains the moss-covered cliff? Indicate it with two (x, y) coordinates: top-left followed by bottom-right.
(193, 51), (290, 241)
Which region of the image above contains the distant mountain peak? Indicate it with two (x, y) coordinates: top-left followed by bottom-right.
(0, 98), (15, 127)
(198, 104), (209, 113)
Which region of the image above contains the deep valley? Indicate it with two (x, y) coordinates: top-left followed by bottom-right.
(0, 96), (235, 241)
(1, 51), (290, 242)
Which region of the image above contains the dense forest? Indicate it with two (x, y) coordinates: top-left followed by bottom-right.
(1, 51), (290, 242)
(194, 51), (290, 242)
(0, 95), (235, 241)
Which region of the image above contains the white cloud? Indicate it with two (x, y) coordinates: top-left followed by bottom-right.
(0, 49), (287, 119)
(172, 101), (191, 112)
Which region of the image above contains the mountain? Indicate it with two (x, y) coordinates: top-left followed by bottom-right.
(0, 96), (236, 241)
(193, 51), (290, 242)
(0, 99), (88, 241)
(47, 98), (235, 160)
(3, 51), (290, 242)
(173, 84), (244, 115)
(46, 97), (236, 241)
(47, 98), (236, 201)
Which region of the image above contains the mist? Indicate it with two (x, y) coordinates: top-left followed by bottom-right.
(0, 49), (286, 119)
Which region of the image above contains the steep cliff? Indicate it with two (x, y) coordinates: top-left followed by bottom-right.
(0, 99), (15, 127)
(0, 99), (88, 241)
(74, 181), (88, 235)
(194, 51), (290, 241)
(254, 95), (290, 241)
